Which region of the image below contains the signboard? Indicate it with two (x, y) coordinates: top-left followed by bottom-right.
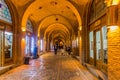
(0, 25), (5, 30)
(26, 20), (33, 33)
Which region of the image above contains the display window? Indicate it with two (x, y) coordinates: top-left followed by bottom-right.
(0, 30), (13, 66)
(31, 37), (34, 54)
(40, 39), (43, 51)
(4, 31), (13, 58)
(25, 34), (34, 56)
(95, 30), (101, 60)
(25, 35), (30, 56)
(89, 31), (94, 58)
(102, 26), (107, 64)
(89, 31), (95, 65)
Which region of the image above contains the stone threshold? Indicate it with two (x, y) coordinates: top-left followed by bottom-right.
(72, 55), (108, 80)
(71, 55), (80, 61)
(85, 63), (108, 80)
(0, 64), (17, 75)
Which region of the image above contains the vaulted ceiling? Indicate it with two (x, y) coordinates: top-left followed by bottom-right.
(9, 0), (90, 42)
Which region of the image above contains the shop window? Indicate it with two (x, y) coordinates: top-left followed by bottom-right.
(72, 40), (77, 48)
(89, 31), (94, 58)
(0, 0), (12, 23)
(102, 26), (108, 64)
(89, 26), (108, 63)
(40, 40), (43, 51)
(4, 32), (12, 58)
(25, 35), (30, 56)
(96, 31), (101, 60)
(31, 37), (34, 53)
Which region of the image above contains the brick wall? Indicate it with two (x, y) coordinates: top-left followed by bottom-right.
(108, 4), (120, 80)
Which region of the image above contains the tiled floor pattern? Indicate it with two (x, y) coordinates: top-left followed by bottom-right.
(0, 52), (98, 80)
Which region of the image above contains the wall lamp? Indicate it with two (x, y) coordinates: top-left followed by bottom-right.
(112, 0), (119, 5)
(78, 26), (82, 31)
(21, 27), (26, 32)
(107, 0), (119, 29)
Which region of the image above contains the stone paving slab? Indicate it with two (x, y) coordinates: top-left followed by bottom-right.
(0, 52), (98, 80)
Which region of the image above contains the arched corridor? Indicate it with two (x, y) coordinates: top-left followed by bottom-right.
(0, 0), (120, 80)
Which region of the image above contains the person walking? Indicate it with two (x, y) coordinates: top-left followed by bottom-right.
(67, 46), (71, 55)
(33, 44), (38, 59)
(54, 45), (57, 55)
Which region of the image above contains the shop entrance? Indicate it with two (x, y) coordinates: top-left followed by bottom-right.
(0, 30), (13, 66)
(89, 26), (108, 73)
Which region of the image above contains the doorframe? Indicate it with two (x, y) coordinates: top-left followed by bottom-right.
(0, 30), (4, 66)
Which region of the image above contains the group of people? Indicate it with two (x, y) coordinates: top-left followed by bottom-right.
(54, 45), (71, 55)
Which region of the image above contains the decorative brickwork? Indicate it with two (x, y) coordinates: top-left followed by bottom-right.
(108, 3), (120, 80)
(108, 25), (120, 80)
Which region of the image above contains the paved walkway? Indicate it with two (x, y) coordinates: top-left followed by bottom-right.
(0, 52), (98, 80)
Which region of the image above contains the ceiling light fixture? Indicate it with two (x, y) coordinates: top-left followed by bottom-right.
(50, 1), (58, 6)
(56, 18), (59, 21)
(61, 11), (64, 13)
(39, 6), (42, 9)
(66, 6), (70, 9)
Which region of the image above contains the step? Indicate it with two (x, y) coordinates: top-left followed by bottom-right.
(0, 64), (16, 75)
(72, 56), (108, 80)
(85, 63), (108, 80)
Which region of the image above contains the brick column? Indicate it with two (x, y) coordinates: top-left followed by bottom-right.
(108, 4), (120, 80)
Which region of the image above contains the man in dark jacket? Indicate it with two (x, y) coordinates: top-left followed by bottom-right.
(67, 47), (71, 55)
(33, 44), (38, 59)
(54, 45), (57, 55)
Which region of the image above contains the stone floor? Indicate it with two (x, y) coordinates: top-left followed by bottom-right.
(0, 52), (98, 80)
